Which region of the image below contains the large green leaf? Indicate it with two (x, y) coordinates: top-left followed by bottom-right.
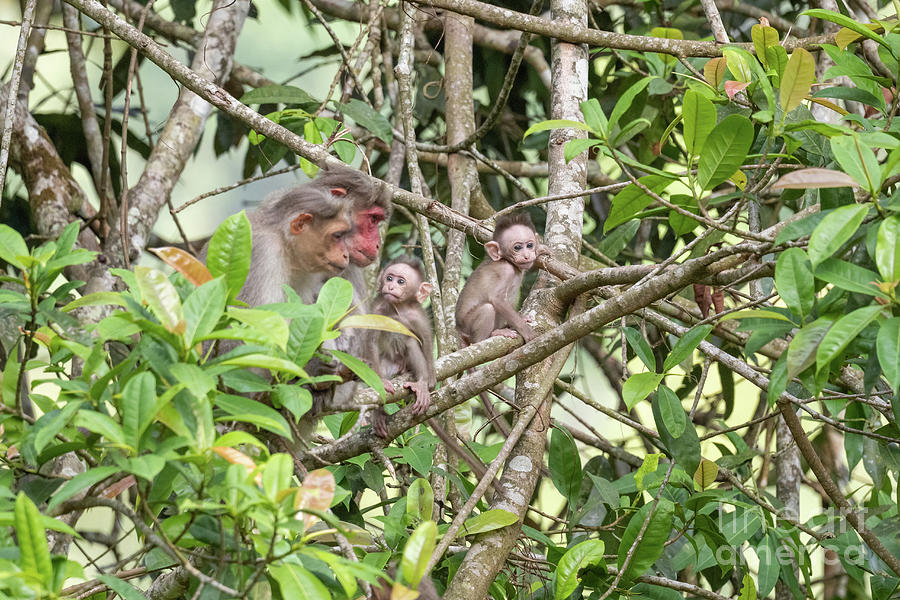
(623, 372), (664, 410)
(580, 98), (608, 135)
(815, 305), (883, 374)
(780, 48), (816, 113)
(121, 372), (157, 449)
(697, 115), (754, 190)
(815, 258), (888, 299)
(605, 175), (674, 232)
(876, 216), (900, 284)
(663, 324), (713, 372)
(269, 563), (330, 600)
(830, 135), (881, 195)
(609, 78), (653, 131)
(74, 411), (126, 446)
(877, 318), (900, 393)
(228, 308), (289, 351)
(652, 393), (700, 474)
(221, 353), (308, 379)
(682, 90), (715, 156)
(775, 248), (815, 322)
(786, 317), (834, 378)
(215, 394), (292, 438)
(337, 99), (391, 144)
(0, 224), (29, 269)
(48, 466), (120, 510)
(617, 499), (675, 582)
(751, 24), (779, 66)
(15, 492), (52, 588)
(135, 266), (185, 334)
(206, 210), (252, 301)
(316, 277), (354, 327)
(625, 327), (655, 371)
(286, 305), (326, 366)
(407, 478), (434, 522)
(331, 349), (385, 398)
(555, 539), (605, 600)
(802, 9), (890, 50)
(183, 277), (228, 348)
(549, 426), (582, 502)
(656, 385), (686, 438)
(460, 509), (518, 536)
(240, 84), (318, 106)
(756, 534), (780, 598)
(807, 203), (869, 268)
(523, 119), (595, 138)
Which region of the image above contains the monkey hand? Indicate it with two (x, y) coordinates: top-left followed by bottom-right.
(404, 381), (431, 415)
(382, 378), (397, 395)
(372, 408), (390, 438)
(491, 328), (520, 339)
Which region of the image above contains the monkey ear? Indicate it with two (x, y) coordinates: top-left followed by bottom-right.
(290, 213), (313, 234)
(416, 282), (434, 303)
(330, 187), (348, 197)
(485, 241), (503, 261)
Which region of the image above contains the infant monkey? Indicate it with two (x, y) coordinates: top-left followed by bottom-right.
(456, 211), (548, 345)
(367, 257), (436, 437)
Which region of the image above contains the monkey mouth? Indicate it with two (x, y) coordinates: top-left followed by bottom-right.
(350, 249), (377, 266)
(326, 261), (348, 273)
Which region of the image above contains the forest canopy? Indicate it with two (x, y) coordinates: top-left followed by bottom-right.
(1, 0), (900, 599)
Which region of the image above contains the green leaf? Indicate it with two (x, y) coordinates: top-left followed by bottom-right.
(215, 394), (292, 438)
(876, 216), (900, 283)
(62, 291), (128, 312)
(831, 135), (881, 195)
(523, 119), (595, 138)
(580, 98), (608, 135)
(766, 46), (789, 85)
(564, 138), (601, 162)
(400, 520), (436, 587)
(555, 539), (605, 600)
(756, 534), (779, 598)
(221, 353), (308, 379)
(407, 478), (434, 522)
(609, 78), (653, 131)
(74, 411), (126, 446)
(48, 466), (121, 510)
(652, 393), (700, 474)
(316, 277), (354, 327)
(656, 385), (686, 438)
(228, 308), (289, 351)
(816, 258), (887, 298)
(461, 509), (518, 536)
(0, 224), (29, 269)
(183, 277), (228, 348)
(663, 324), (713, 371)
(33, 399), (83, 455)
(549, 426), (582, 502)
(269, 563), (331, 600)
(623, 372), (664, 410)
(604, 175), (675, 232)
(807, 203), (869, 268)
(284, 304), (325, 366)
(738, 572), (757, 600)
(97, 575), (148, 600)
(780, 48), (816, 112)
(682, 89), (716, 155)
(135, 266), (185, 334)
(634, 453), (661, 490)
(802, 9), (890, 50)
(878, 318), (900, 393)
(697, 114), (754, 191)
(331, 349), (386, 399)
(786, 317), (834, 378)
(121, 372), (157, 449)
(719, 309), (793, 322)
(816, 305), (883, 374)
(752, 24), (779, 66)
(262, 453), (292, 500)
(775, 248), (815, 322)
(617, 499), (674, 582)
(15, 492), (52, 588)
(337, 99), (392, 144)
(693, 458), (719, 490)
(207, 210), (252, 301)
(624, 327), (655, 371)
(241, 84), (318, 106)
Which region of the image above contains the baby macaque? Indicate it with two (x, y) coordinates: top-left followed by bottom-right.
(455, 211), (547, 345)
(366, 257), (435, 438)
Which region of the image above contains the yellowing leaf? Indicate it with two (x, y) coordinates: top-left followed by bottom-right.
(694, 458), (718, 489)
(751, 24), (779, 66)
(729, 169), (747, 190)
(704, 57), (727, 89)
(296, 468), (336, 530)
(836, 23), (884, 50)
(780, 48), (816, 113)
(338, 313), (419, 340)
(151, 246), (213, 286)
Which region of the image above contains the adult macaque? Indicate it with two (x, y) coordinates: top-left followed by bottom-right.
(365, 257), (435, 438)
(203, 185), (353, 306)
(455, 212), (547, 345)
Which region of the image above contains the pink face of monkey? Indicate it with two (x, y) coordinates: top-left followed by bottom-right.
(495, 224), (539, 270)
(348, 206), (388, 266)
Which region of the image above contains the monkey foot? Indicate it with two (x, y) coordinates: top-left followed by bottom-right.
(372, 408), (389, 438)
(382, 378), (397, 395)
(404, 382), (431, 415)
(491, 328), (519, 339)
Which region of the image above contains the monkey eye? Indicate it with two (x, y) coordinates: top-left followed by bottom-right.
(527, 242), (534, 248)
(397, 278), (406, 285)
(514, 244), (523, 251)
(385, 275), (393, 282)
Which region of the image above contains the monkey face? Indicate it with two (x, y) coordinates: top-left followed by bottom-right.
(498, 224), (539, 270)
(379, 263), (419, 303)
(291, 212), (352, 274)
(348, 206), (387, 266)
